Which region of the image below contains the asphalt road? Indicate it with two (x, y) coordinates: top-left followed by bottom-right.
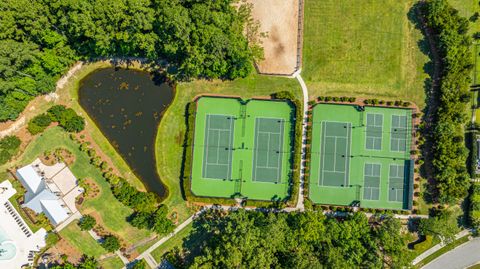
(423, 237), (480, 269)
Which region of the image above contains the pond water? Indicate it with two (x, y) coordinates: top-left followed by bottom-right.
(78, 68), (174, 199)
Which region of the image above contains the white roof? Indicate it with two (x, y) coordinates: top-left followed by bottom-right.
(17, 165), (43, 194)
(40, 200), (69, 225)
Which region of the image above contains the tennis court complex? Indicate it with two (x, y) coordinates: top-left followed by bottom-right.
(190, 97), (294, 201)
(308, 104), (414, 210)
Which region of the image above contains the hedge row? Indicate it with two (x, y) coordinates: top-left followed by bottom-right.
(468, 183), (480, 228)
(71, 135), (174, 235)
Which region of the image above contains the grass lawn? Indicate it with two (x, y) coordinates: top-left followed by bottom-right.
(12, 127), (151, 246)
(59, 222), (107, 258)
(450, 0), (480, 33)
(156, 74), (302, 221)
(151, 222), (194, 263)
(414, 235), (470, 268)
(303, 0), (429, 108)
(99, 256), (124, 269)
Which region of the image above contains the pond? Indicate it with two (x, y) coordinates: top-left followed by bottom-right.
(78, 68), (174, 199)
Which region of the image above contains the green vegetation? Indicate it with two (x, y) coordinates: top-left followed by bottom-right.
(414, 235), (470, 268)
(0, 0), (262, 121)
(132, 259), (148, 269)
(99, 256), (124, 269)
(468, 183), (480, 228)
(59, 223), (106, 258)
(422, 0), (473, 203)
(418, 209), (461, 244)
(47, 105), (85, 133)
(78, 215), (96, 231)
(151, 223), (194, 262)
(27, 114), (52, 135)
(0, 135), (20, 165)
(157, 74), (302, 221)
(101, 235), (121, 252)
(303, 0), (428, 107)
(167, 210), (412, 268)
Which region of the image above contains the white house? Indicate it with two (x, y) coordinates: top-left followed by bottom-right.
(16, 159), (82, 226)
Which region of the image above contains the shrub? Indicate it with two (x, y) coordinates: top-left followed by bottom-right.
(386, 101), (393, 106)
(0, 135), (21, 165)
(78, 215), (96, 231)
(47, 105), (85, 132)
(45, 232), (60, 246)
(101, 235), (121, 252)
(348, 97), (356, 102)
(324, 96), (332, 102)
(27, 114), (52, 135)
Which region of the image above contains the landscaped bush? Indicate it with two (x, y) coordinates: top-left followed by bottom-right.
(47, 105), (85, 133)
(0, 135), (21, 165)
(27, 114), (52, 135)
(101, 235), (121, 252)
(469, 183), (480, 228)
(78, 215), (96, 231)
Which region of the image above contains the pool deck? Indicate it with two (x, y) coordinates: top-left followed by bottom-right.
(0, 180), (46, 268)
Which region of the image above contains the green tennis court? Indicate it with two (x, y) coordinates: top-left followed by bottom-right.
(202, 114), (235, 180)
(390, 115), (408, 152)
(308, 103), (413, 210)
(363, 163), (381, 200)
(190, 97), (294, 201)
(365, 113), (383, 150)
(252, 118), (285, 183)
(319, 121), (351, 187)
(388, 164), (406, 202)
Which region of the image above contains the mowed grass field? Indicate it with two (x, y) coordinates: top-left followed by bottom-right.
(303, 0), (429, 107)
(156, 74), (302, 221)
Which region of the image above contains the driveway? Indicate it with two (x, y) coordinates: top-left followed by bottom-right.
(423, 237), (480, 269)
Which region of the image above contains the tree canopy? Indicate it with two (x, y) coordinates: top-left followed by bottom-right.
(0, 0), (262, 121)
(168, 209), (412, 269)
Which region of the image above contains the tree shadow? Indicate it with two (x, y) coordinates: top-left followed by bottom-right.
(407, 2), (440, 204)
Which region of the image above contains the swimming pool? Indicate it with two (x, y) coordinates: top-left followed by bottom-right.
(0, 226), (16, 261)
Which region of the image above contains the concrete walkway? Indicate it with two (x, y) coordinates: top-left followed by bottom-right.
(293, 70), (308, 211)
(412, 230), (470, 266)
(422, 235), (480, 269)
(54, 211), (82, 232)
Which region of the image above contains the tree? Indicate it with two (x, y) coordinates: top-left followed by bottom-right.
(131, 259), (147, 269)
(101, 235), (121, 252)
(78, 215), (96, 231)
(418, 209), (460, 243)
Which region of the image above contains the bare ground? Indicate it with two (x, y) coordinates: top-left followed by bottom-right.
(248, 0), (300, 75)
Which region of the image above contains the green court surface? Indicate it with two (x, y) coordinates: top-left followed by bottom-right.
(308, 104), (414, 210)
(190, 97), (294, 201)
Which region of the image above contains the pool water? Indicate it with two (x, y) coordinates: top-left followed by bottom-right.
(0, 226), (16, 261)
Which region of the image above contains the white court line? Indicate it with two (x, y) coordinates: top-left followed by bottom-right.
(226, 117), (233, 180)
(276, 120), (285, 183)
(203, 115), (211, 177)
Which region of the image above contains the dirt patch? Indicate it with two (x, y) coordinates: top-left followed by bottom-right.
(248, 0), (301, 75)
(46, 238), (83, 264)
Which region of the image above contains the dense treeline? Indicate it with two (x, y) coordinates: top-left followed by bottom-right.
(166, 210), (412, 269)
(423, 0), (473, 202)
(0, 0), (261, 121)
